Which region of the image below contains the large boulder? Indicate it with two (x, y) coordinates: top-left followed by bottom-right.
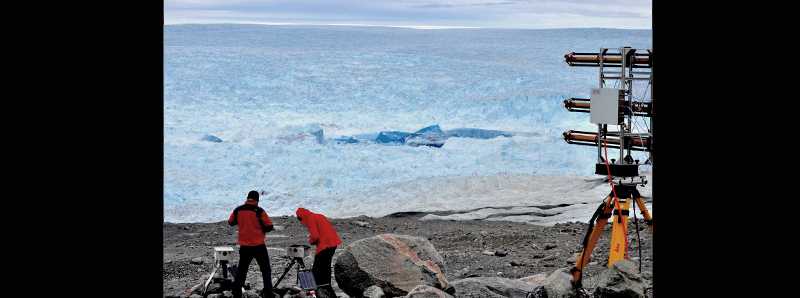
(541, 268), (577, 298)
(592, 260), (644, 298)
(334, 234), (450, 297)
(406, 285), (455, 298)
(449, 277), (537, 298)
(518, 273), (548, 287)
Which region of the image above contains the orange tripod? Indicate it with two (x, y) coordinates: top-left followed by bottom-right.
(569, 183), (653, 288)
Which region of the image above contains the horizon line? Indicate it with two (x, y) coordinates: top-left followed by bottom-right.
(163, 21), (652, 31)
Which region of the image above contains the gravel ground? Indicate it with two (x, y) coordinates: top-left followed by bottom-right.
(163, 213), (652, 297)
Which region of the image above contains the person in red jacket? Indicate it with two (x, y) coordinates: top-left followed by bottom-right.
(296, 208), (341, 297)
(229, 191), (274, 298)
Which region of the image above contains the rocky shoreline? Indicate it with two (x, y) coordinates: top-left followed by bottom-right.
(164, 212), (652, 297)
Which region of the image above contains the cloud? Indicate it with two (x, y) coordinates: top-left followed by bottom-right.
(165, 0), (652, 29)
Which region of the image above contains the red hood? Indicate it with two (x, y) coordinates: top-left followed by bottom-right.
(296, 207), (312, 220)
(245, 199), (259, 206)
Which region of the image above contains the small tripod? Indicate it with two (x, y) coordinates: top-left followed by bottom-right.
(203, 247), (242, 296)
(273, 256), (318, 297)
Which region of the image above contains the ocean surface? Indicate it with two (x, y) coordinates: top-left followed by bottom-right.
(164, 24), (652, 222)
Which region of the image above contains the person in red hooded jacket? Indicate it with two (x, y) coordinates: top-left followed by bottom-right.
(296, 208), (341, 297)
(229, 191), (274, 298)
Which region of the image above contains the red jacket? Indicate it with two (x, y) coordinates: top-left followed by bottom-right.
(296, 208), (341, 253)
(229, 199), (274, 246)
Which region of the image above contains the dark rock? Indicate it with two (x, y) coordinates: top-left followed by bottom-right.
(528, 286), (548, 298)
(494, 250), (508, 257)
(334, 234), (450, 297)
(592, 260), (644, 298)
(545, 244), (558, 250)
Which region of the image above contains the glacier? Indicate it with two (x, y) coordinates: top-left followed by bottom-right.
(164, 24), (652, 223)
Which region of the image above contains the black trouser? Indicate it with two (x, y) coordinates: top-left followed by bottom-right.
(312, 247), (337, 297)
(234, 244), (272, 298)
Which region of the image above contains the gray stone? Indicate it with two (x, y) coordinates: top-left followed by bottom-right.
(334, 234), (450, 297)
(450, 277), (537, 298)
(189, 295), (202, 298)
(455, 267), (470, 278)
(518, 273), (548, 287)
(354, 221), (371, 228)
(191, 257), (204, 265)
(405, 285), (454, 298)
(593, 260), (645, 298)
(364, 285), (386, 298)
(542, 268), (577, 298)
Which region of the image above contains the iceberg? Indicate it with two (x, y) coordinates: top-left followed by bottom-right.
(375, 131), (412, 145)
(405, 124), (446, 148)
(445, 128), (513, 139)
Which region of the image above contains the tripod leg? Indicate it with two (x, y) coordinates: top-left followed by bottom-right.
(273, 259), (296, 289)
(633, 196), (653, 227)
(203, 266), (218, 295)
(608, 198), (631, 267)
(571, 196), (614, 286)
(222, 261), (228, 279)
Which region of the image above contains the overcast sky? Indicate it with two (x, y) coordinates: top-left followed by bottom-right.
(165, 0), (652, 29)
